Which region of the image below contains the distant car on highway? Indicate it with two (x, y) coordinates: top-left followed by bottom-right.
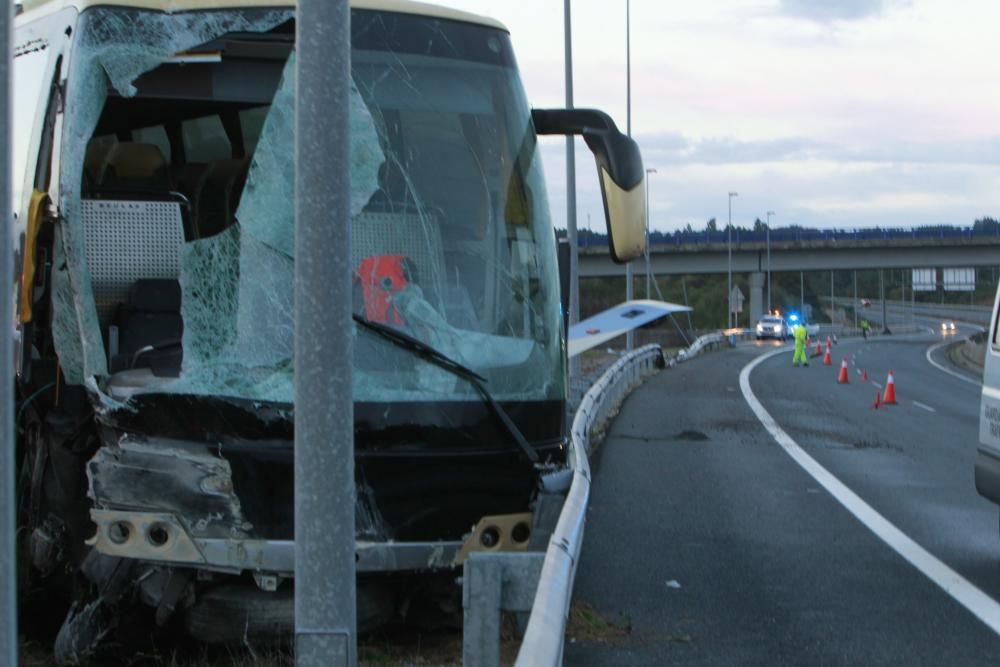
(755, 315), (787, 340)
(861, 298), (872, 307)
(941, 320), (957, 334)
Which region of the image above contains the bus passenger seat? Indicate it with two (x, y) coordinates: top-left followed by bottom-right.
(84, 141), (114, 190)
(82, 197), (185, 333)
(196, 159), (250, 238)
(171, 162), (211, 237)
(352, 210), (446, 309)
(109, 279), (183, 376)
(100, 142), (171, 192)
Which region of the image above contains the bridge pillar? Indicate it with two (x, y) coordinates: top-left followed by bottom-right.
(749, 272), (765, 325)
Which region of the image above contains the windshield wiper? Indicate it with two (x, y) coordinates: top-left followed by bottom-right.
(352, 314), (539, 464)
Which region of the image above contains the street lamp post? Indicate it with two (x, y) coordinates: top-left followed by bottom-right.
(766, 210), (775, 313)
(564, 0), (580, 379)
(645, 167), (657, 298)
(625, 0), (634, 349)
(728, 192), (738, 328)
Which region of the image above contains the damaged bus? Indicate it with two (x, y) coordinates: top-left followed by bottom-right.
(12, 0), (646, 661)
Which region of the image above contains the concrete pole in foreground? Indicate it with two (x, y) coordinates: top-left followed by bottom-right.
(295, 2), (356, 665)
(0, 3), (15, 665)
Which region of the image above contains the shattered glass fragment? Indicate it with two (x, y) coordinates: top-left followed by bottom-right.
(169, 52), (384, 402)
(53, 8), (291, 385)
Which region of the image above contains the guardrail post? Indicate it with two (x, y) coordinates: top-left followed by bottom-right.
(463, 555), (502, 667)
(464, 553), (543, 667)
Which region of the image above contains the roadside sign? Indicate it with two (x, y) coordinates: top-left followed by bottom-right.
(943, 267), (975, 292)
(912, 268), (936, 291)
(730, 286), (744, 314)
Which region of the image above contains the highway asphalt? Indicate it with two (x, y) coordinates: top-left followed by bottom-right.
(564, 325), (1000, 665)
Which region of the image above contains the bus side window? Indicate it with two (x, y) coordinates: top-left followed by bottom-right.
(993, 292), (1000, 351)
(13, 46), (52, 211)
(182, 115), (231, 163)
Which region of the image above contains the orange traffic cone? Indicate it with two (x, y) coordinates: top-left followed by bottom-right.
(827, 336), (833, 350)
(814, 342), (822, 356)
(837, 358), (850, 384)
(823, 349), (832, 365)
(872, 391), (881, 409)
(862, 369), (869, 382)
(883, 370), (897, 405)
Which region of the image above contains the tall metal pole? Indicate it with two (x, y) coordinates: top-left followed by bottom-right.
(880, 269), (890, 334)
(626, 0), (631, 137)
(296, 2), (356, 665)
(800, 271), (804, 317)
(901, 267), (906, 320)
(853, 270), (858, 331)
(564, 0), (580, 378)
(766, 210), (774, 312)
(645, 167), (656, 298)
(728, 192), (738, 328)
(830, 270), (834, 324)
(625, 0), (634, 349)
(0, 3), (15, 664)
(682, 275), (694, 333)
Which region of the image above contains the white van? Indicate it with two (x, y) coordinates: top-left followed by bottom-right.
(978, 286), (1000, 509)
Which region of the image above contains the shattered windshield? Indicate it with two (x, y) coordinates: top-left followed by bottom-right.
(53, 8), (563, 406)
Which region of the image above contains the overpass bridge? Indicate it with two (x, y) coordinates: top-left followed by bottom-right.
(577, 227), (1000, 324)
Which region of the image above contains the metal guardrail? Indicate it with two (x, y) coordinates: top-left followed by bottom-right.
(511, 335), (730, 663)
(677, 332), (725, 361)
(514, 343), (663, 665)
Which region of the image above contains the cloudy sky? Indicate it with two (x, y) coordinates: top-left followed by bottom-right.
(436, 0), (1000, 232)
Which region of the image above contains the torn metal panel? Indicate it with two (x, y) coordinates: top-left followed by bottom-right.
(86, 435), (249, 540)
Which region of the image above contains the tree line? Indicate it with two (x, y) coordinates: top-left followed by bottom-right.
(561, 216), (1000, 244)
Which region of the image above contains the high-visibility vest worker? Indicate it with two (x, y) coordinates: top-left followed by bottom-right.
(792, 323), (809, 366)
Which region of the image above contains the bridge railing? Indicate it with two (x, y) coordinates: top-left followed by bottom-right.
(577, 225), (1000, 248)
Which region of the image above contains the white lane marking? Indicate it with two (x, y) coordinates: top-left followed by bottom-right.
(872, 381), (882, 390)
(740, 348), (1000, 636)
(926, 340), (981, 387)
(912, 400), (936, 413)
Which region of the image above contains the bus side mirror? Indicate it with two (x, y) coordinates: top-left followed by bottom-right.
(532, 108), (646, 263)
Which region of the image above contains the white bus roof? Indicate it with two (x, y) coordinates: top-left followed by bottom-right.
(17, 0), (507, 32)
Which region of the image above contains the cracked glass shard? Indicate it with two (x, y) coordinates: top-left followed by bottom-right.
(58, 8), (564, 405)
(53, 8), (292, 385)
(169, 52), (385, 402)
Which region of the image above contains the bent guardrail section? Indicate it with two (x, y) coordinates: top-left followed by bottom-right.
(461, 334), (725, 666)
(677, 332), (724, 361)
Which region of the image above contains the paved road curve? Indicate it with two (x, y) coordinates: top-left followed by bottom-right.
(565, 329), (1000, 665)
